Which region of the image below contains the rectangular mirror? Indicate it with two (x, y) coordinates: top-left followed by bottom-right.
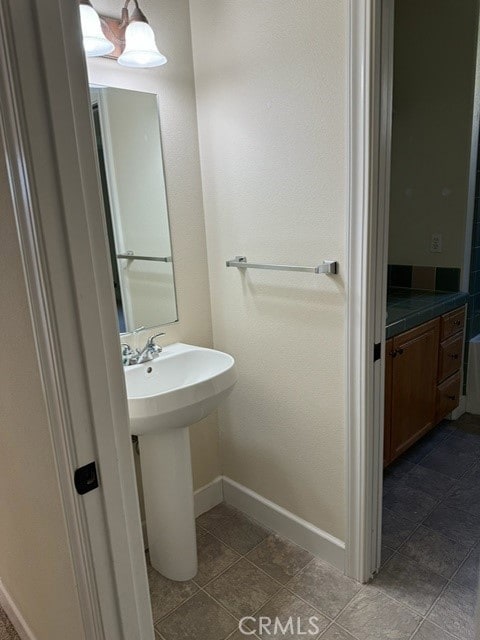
(90, 86), (178, 332)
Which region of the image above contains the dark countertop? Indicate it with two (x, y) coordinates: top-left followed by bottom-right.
(386, 288), (469, 339)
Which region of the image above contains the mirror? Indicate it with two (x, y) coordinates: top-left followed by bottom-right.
(90, 86), (178, 332)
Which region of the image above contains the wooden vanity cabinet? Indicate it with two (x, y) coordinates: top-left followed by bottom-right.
(385, 319), (439, 464)
(384, 305), (465, 466)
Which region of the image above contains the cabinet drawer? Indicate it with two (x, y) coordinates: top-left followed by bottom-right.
(441, 307), (465, 341)
(438, 333), (464, 383)
(436, 372), (461, 422)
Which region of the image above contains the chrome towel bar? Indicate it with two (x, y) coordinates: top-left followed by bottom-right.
(117, 251), (172, 263)
(226, 256), (338, 275)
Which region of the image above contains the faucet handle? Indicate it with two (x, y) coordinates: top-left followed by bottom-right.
(121, 342), (134, 356)
(121, 342), (137, 366)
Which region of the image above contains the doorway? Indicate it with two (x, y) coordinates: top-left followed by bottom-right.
(361, 0), (480, 636)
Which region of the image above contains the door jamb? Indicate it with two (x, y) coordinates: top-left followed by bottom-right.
(0, 2), (154, 638)
(345, 0), (394, 582)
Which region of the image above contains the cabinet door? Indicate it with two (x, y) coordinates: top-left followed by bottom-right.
(384, 338), (393, 467)
(390, 319), (440, 460)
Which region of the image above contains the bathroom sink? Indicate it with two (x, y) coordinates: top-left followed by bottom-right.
(123, 343), (237, 582)
(124, 342), (237, 435)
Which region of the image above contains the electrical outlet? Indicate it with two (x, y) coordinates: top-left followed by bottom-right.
(430, 234), (442, 253)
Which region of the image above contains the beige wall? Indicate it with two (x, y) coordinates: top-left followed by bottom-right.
(88, 0), (220, 490)
(190, 0), (348, 540)
(388, 0), (479, 270)
(0, 151), (84, 638)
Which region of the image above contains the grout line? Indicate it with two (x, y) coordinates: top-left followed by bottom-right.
(450, 541), (479, 586)
(420, 618), (466, 640)
(152, 588), (200, 627)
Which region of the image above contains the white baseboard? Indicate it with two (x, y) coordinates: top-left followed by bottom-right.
(141, 475), (344, 572)
(142, 476), (224, 549)
(194, 476), (224, 517)
(450, 395), (467, 420)
(222, 476), (345, 572)
(0, 579), (36, 640)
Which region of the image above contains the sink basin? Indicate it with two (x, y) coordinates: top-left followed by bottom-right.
(124, 343), (237, 582)
(125, 343), (237, 434)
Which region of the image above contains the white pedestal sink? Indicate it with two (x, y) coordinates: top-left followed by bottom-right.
(124, 343), (237, 581)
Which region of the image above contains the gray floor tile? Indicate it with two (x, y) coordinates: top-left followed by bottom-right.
(418, 442), (477, 479)
(319, 626), (357, 640)
(460, 463), (480, 482)
(287, 558), (361, 618)
(209, 513), (269, 554)
(452, 543), (480, 591)
(204, 558), (280, 619)
(382, 508), (417, 549)
(397, 465), (455, 500)
(370, 553), (447, 615)
(383, 484), (438, 524)
(246, 589), (330, 639)
(227, 631), (261, 640)
(246, 534), (313, 584)
(400, 425), (450, 463)
(196, 503), (237, 531)
(427, 581), (477, 640)
(337, 587), (421, 640)
(384, 457), (416, 479)
(444, 478), (480, 517)
(446, 430), (480, 457)
(195, 532), (240, 586)
(423, 503), (480, 547)
(411, 620), (456, 640)
(398, 525), (470, 579)
(381, 544), (395, 566)
(147, 564), (198, 623)
(156, 591), (237, 640)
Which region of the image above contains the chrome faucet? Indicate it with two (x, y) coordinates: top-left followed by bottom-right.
(121, 332), (166, 366)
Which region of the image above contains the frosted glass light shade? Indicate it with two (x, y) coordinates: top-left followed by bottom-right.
(80, 4), (114, 57)
(118, 21), (167, 68)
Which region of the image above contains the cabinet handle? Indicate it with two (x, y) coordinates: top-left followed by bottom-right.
(396, 348), (404, 355)
(447, 394), (457, 401)
(448, 353), (459, 360)
(389, 350), (398, 358)
(453, 320), (461, 327)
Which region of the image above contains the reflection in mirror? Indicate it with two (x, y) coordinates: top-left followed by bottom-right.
(90, 86), (178, 332)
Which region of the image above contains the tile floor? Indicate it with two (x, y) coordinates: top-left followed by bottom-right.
(1, 415), (478, 640)
(0, 607), (20, 640)
(149, 415), (480, 640)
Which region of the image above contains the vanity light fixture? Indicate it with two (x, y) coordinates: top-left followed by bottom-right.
(79, 0), (115, 57)
(118, 0), (167, 68)
(79, 0), (167, 68)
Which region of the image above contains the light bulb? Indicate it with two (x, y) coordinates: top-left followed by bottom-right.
(79, 2), (115, 57)
(118, 21), (167, 68)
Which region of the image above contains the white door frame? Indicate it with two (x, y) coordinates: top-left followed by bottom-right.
(345, 0), (394, 582)
(0, 1), (153, 638)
